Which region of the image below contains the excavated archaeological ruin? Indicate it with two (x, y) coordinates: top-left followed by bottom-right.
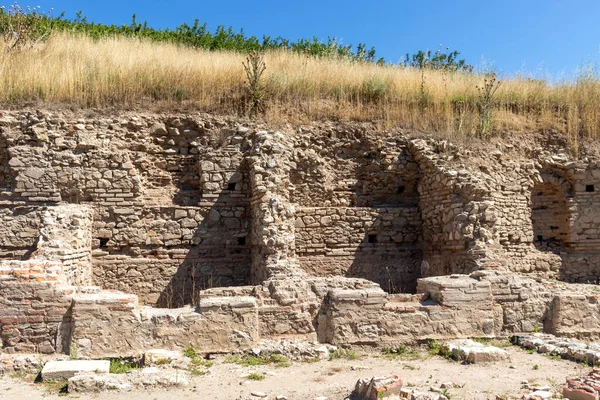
(2, 110), (600, 358)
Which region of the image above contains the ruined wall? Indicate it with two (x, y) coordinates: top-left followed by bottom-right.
(0, 113), (259, 306)
(531, 182), (570, 249)
(91, 205), (251, 306)
(0, 259), (74, 354)
(4, 110), (600, 356)
(0, 207), (43, 259)
(290, 132), (423, 292)
(295, 206), (421, 293)
(411, 140), (495, 276)
(559, 164), (600, 282)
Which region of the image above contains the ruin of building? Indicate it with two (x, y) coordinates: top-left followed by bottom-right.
(1, 111), (600, 357)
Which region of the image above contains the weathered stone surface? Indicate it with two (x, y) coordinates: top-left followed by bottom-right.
(42, 360), (110, 380)
(67, 368), (189, 393)
(144, 349), (184, 365)
(442, 340), (509, 363)
(563, 370), (600, 400)
(352, 375), (403, 400)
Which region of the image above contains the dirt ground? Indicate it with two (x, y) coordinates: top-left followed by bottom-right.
(0, 344), (590, 400)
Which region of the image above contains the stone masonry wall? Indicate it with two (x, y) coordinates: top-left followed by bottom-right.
(295, 206), (422, 293)
(0, 259), (75, 354)
(3, 111), (600, 356)
(0, 207), (43, 260)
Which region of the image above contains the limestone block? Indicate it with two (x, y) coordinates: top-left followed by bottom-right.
(442, 339), (508, 363)
(144, 349), (183, 365)
(42, 360), (110, 380)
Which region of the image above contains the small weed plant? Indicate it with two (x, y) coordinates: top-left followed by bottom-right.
(182, 346), (214, 376)
(224, 352), (290, 368)
(0, 2), (52, 52)
(328, 348), (359, 361)
(242, 50), (267, 116)
(40, 379), (68, 396)
(190, 368), (207, 377)
(428, 340), (453, 360)
(68, 343), (78, 360)
(248, 372), (265, 381)
(440, 388), (453, 399)
(382, 346), (421, 360)
(546, 353), (562, 361)
(109, 359), (140, 374)
(476, 72), (502, 138)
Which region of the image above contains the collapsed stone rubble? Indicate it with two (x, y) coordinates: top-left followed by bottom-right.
(351, 375), (403, 400)
(514, 334), (600, 365)
(563, 369), (600, 400)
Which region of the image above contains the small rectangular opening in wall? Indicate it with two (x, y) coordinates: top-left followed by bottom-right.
(237, 237), (246, 246)
(227, 182), (236, 191)
(99, 238), (109, 248)
(397, 186), (405, 194)
(586, 185), (595, 192)
(367, 234), (378, 244)
(537, 235), (543, 241)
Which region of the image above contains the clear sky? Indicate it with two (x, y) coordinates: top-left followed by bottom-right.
(8, 0), (600, 78)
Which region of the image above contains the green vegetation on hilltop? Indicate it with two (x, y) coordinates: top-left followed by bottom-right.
(0, 1), (471, 69)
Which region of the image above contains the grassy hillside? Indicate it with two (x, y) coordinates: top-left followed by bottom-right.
(0, 6), (598, 153)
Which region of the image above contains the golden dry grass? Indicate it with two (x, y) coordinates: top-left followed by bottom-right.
(0, 33), (599, 147)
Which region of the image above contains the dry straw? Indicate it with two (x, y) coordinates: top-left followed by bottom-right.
(0, 33), (599, 147)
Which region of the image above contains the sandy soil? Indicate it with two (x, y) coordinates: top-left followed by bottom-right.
(0, 345), (590, 400)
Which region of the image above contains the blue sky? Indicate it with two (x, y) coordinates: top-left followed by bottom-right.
(9, 0), (600, 78)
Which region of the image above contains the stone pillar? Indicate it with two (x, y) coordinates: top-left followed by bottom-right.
(32, 205), (93, 286)
(248, 131), (303, 283)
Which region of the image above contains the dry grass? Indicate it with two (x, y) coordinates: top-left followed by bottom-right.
(1, 33), (599, 148)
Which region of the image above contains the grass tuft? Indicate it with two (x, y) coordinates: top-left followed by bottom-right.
(248, 372), (265, 381)
(109, 359), (140, 374)
(328, 348), (360, 361)
(224, 352), (290, 367)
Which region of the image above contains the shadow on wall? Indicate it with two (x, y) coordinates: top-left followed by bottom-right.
(0, 132), (10, 191)
(344, 155), (422, 294)
(344, 215), (422, 294)
(531, 174), (572, 254)
(155, 159), (253, 308)
(293, 144), (424, 294)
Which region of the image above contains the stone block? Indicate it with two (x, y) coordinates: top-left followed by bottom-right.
(42, 360), (110, 380)
(144, 349), (183, 365)
(442, 339), (508, 363)
(352, 375), (403, 400)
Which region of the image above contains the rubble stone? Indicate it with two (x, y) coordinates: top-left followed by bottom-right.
(352, 375), (403, 400)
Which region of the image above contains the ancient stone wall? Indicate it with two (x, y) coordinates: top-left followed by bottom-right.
(0, 259), (75, 354)
(0, 207), (43, 259)
(3, 110), (600, 356)
(91, 205), (251, 306)
(295, 206), (421, 292)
